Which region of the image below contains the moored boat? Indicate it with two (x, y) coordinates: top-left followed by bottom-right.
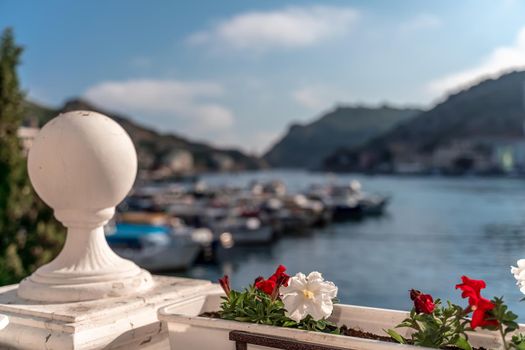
(311, 180), (389, 221)
(106, 222), (206, 271)
(214, 217), (275, 246)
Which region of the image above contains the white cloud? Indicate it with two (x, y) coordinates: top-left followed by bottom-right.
(427, 26), (525, 96)
(187, 5), (359, 52)
(253, 131), (281, 154)
(292, 87), (325, 110)
(84, 79), (235, 140)
(399, 14), (442, 33)
(292, 86), (349, 110)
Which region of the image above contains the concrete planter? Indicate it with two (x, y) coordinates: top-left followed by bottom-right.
(158, 293), (513, 350)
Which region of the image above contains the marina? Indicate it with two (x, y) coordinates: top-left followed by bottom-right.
(106, 171), (389, 272)
(103, 170), (525, 318)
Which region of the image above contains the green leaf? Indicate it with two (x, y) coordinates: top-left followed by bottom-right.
(512, 334), (525, 348)
(385, 329), (406, 344)
(454, 336), (472, 350)
(515, 343), (525, 350)
(398, 321), (412, 328)
(505, 322), (519, 335)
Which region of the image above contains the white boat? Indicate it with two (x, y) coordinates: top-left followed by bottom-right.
(214, 217), (275, 247)
(106, 223), (210, 271)
(309, 180), (389, 221)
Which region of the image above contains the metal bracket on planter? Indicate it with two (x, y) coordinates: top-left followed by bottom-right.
(229, 330), (351, 350)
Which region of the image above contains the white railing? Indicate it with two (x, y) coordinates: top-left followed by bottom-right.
(0, 111), (216, 350)
(17, 110), (154, 302)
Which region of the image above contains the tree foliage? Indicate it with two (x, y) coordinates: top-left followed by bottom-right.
(0, 27), (64, 285)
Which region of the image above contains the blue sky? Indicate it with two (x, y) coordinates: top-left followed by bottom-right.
(2, 0), (525, 154)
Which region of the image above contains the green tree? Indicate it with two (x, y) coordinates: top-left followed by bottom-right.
(0, 28), (64, 285)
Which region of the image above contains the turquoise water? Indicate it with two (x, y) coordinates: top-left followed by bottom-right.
(180, 170), (525, 318)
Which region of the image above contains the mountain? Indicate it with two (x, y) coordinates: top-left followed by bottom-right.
(324, 70), (525, 173)
(22, 100), (56, 126)
(22, 98), (266, 173)
(263, 105), (421, 169)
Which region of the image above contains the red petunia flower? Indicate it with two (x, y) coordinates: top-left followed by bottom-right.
(410, 289), (435, 314)
(270, 265), (290, 287)
(469, 297), (498, 329)
(455, 276), (498, 329)
(255, 265), (290, 296)
(219, 275), (231, 297)
(456, 276), (486, 301)
(255, 276), (276, 295)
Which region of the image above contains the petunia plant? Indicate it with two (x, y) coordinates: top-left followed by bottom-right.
(217, 265), (340, 333)
(387, 276), (525, 350)
(512, 260), (525, 296)
(215, 265), (525, 349)
(386, 290), (472, 349)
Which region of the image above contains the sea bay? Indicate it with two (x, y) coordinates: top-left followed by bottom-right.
(178, 170), (525, 318)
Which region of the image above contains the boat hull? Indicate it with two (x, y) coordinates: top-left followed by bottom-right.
(112, 238), (201, 272)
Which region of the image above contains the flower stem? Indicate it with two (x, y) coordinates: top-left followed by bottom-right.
(498, 323), (510, 350)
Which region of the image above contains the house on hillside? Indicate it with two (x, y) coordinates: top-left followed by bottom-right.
(431, 138), (525, 174)
(211, 153), (234, 172)
(163, 149), (194, 174)
(17, 126), (39, 156)
(490, 138), (525, 173)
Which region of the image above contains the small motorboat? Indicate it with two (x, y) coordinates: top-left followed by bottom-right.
(105, 222), (207, 271)
(214, 217), (275, 247)
(311, 180), (389, 221)
(117, 211), (168, 226)
(359, 195), (389, 216)
(332, 199), (363, 221)
(261, 197), (315, 235)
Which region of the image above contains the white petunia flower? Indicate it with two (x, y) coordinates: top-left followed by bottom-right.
(511, 259), (525, 294)
(280, 271), (338, 322)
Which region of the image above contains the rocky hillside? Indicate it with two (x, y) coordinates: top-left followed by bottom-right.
(324, 70), (525, 173)
(263, 105), (420, 169)
(23, 99), (266, 173)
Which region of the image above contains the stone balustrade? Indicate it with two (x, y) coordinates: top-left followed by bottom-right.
(0, 111), (219, 349)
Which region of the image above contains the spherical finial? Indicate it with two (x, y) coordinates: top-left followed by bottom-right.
(28, 111), (137, 214)
(18, 111), (153, 302)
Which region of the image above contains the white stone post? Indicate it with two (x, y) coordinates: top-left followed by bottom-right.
(18, 111), (153, 302)
(17, 110), (153, 302)
(0, 111), (218, 349)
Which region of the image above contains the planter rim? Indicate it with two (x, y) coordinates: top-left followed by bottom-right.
(157, 292), (410, 319)
(158, 293), (523, 350)
(159, 294), (428, 349)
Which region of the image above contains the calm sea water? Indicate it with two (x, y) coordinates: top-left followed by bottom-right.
(178, 170), (525, 318)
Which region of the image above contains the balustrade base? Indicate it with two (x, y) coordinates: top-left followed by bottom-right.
(17, 268), (153, 303)
(0, 275), (219, 349)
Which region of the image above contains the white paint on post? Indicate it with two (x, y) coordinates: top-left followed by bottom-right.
(17, 110), (154, 302)
(0, 315), (7, 330)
